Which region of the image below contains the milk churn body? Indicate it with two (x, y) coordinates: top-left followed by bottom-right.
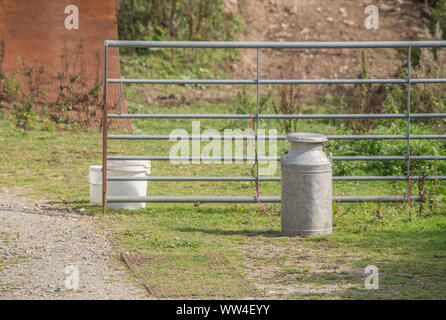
(281, 133), (332, 237)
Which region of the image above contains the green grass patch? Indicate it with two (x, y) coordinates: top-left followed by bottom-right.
(0, 91), (445, 298)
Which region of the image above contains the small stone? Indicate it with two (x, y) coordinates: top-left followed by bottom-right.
(79, 208), (85, 212)
(326, 17), (333, 23)
(316, 7), (322, 13)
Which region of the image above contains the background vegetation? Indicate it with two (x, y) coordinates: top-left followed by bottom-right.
(117, 0), (242, 42)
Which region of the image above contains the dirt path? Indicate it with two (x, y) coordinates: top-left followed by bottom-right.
(0, 188), (147, 300)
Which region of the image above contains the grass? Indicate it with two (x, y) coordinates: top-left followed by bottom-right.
(1, 110), (445, 298)
(0, 52), (445, 298)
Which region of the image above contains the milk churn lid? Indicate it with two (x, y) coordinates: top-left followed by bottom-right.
(286, 132), (328, 143)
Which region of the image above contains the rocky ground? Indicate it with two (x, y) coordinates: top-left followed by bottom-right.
(0, 188), (147, 300)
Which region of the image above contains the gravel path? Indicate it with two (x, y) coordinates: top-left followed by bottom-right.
(0, 188), (147, 299)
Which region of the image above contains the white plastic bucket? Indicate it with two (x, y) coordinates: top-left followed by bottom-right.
(88, 160), (151, 209)
(89, 165), (103, 204)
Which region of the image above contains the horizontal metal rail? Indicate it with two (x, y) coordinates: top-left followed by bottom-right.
(106, 40), (446, 49)
(108, 113), (446, 119)
(108, 78), (446, 85)
(107, 176), (446, 182)
(108, 134), (446, 140)
(106, 195), (420, 203)
(107, 155), (446, 161)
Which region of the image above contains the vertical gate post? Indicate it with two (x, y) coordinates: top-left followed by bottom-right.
(406, 47), (412, 202)
(102, 40), (108, 214)
(256, 47), (260, 193)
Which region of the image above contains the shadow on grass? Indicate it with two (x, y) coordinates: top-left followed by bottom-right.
(45, 200), (102, 215)
(175, 226), (282, 238)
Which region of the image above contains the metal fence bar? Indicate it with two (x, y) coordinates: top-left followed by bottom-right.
(107, 155), (446, 161)
(256, 47), (260, 194)
(107, 176), (446, 182)
(334, 176), (446, 181)
(106, 195), (420, 203)
(108, 78), (413, 85)
(107, 113), (446, 119)
(331, 156), (446, 161)
(108, 78), (446, 85)
(106, 40), (446, 48)
(411, 78), (446, 83)
(108, 134), (446, 140)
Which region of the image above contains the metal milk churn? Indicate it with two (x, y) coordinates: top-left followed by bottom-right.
(281, 133), (332, 237)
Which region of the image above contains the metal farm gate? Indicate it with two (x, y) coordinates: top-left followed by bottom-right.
(102, 40), (446, 213)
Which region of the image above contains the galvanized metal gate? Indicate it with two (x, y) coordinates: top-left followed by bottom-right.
(102, 40), (446, 212)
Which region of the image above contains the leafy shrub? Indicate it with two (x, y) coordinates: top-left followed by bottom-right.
(117, 1), (243, 81)
(0, 42), (102, 131)
(117, 0), (242, 42)
(329, 122), (446, 177)
(271, 85), (302, 133)
(430, 0), (446, 39)
(234, 85), (253, 115)
(382, 26), (446, 130)
(1, 61), (47, 130)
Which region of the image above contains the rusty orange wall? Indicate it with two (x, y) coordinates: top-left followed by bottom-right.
(0, 0), (131, 130)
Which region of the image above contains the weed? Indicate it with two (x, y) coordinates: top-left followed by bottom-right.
(234, 85), (253, 114)
(3, 59), (47, 130)
(271, 84), (301, 133)
(384, 26), (446, 123)
(0, 39), (102, 130)
(429, 0), (446, 38)
(49, 40), (102, 126)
